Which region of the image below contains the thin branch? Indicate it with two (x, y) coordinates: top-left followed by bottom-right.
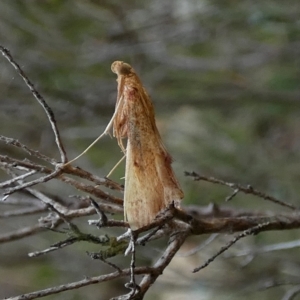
(282, 285), (300, 300)
(226, 239), (300, 258)
(188, 214), (300, 235)
(60, 176), (123, 206)
(8, 267), (153, 300)
(2, 167), (63, 200)
(0, 135), (56, 164)
(0, 45), (67, 163)
(124, 230), (139, 298)
(25, 187), (68, 214)
(0, 224), (44, 243)
(0, 155), (123, 208)
(0, 205), (123, 245)
(192, 222), (271, 273)
(0, 154), (53, 174)
(137, 226), (165, 246)
(88, 197), (108, 226)
(0, 169), (37, 188)
(185, 171), (297, 210)
(225, 188), (239, 202)
(137, 230), (190, 298)
(87, 251), (122, 272)
(0, 206), (46, 217)
(63, 165), (123, 191)
(0, 196), (42, 206)
(28, 233), (107, 258)
(178, 233), (219, 257)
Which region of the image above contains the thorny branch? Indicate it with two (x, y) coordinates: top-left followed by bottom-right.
(1, 46), (300, 299)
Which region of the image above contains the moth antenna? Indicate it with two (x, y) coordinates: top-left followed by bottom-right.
(64, 94), (125, 166)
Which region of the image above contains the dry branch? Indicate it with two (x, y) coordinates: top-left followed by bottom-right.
(1, 46), (300, 300)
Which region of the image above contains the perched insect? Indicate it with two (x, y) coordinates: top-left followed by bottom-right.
(111, 61), (184, 229)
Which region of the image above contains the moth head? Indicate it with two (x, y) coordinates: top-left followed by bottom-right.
(111, 61), (133, 76)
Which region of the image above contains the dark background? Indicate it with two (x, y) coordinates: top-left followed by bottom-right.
(0, 1), (300, 299)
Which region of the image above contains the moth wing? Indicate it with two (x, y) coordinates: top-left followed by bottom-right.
(124, 142), (164, 229)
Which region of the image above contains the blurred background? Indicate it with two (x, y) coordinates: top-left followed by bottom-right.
(0, 0), (300, 299)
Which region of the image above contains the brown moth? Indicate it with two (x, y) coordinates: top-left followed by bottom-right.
(111, 61), (184, 230)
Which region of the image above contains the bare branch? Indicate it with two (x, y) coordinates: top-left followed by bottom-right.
(188, 214), (300, 235)
(0, 206), (46, 217)
(87, 251), (122, 272)
(0, 155), (123, 209)
(226, 239), (300, 258)
(282, 285), (300, 300)
(185, 171), (297, 210)
(178, 233), (219, 257)
(8, 267), (153, 300)
(0, 135), (56, 164)
(138, 230), (190, 298)
(2, 167), (63, 200)
(0, 224), (44, 243)
(0, 169), (37, 188)
(63, 165), (124, 191)
(60, 176), (123, 207)
(193, 222), (271, 273)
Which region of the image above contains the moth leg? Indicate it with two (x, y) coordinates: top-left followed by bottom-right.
(106, 155), (126, 178)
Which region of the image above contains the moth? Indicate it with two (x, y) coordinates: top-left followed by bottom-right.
(111, 61), (184, 230)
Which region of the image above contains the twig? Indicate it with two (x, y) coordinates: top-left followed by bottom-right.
(0, 155), (123, 207)
(192, 222), (270, 273)
(0, 205), (125, 246)
(226, 239), (300, 258)
(8, 267), (153, 300)
(0, 154), (53, 173)
(138, 230), (190, 298)
(29, 233), (106, 258)
(2, 167), (63, 201)
(63, 165), (123, 191)
(258, 278), (300, 291)
(28, 244), (69, 257)
(0, 45), (67, 163)
(60, 176), (123, 206)
(124, 230), (139, 298)
(88, 197), (108, 227)
(137, 225), (165, 246)
(87, 251), (122, 272)
(0, 224), (44, 243)
(0, 169), (37, 188)
(0, 135), (56, 164)
(185, 171), (297, 210)
(225, 188), (239, 202)
(178, 233), (219, 257)
(26, 188), (68, 214)
(0, 206), (46, 218)
(0, 196), (42, 206)
(282, 285), (300, 300)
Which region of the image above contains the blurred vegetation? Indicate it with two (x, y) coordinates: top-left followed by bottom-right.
(0, 0), (300, 299)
